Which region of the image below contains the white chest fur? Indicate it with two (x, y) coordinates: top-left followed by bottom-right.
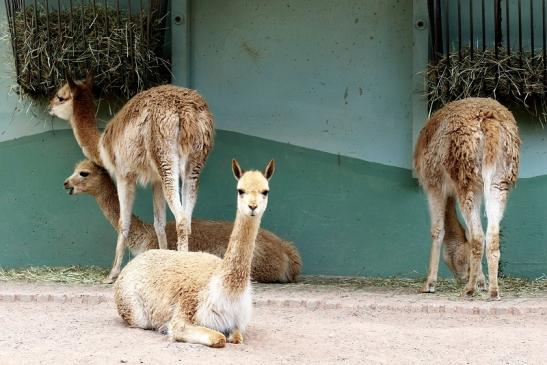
(195, 275), (252, 334)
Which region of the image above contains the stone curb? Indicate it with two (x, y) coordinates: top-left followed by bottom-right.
(1, 292), (546, 316)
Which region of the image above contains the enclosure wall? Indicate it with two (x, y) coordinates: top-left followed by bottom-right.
(1, 1), (546, 278)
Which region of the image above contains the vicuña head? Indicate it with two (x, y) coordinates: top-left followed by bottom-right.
(232, 159), (275, 218)
(114, 159), (277, 347)
(63, 159), (108, 196)
(48, 72), (94, 122)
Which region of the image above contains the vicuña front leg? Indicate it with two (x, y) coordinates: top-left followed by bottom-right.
(476, 264), (487, 292)
(421, 192), (446, 293)
(105, 177), (136, 283)
(460, 194), (484, 297)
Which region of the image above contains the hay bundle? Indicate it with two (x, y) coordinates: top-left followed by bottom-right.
(8, 3), (170, 100)
(427, 48), (547, 122)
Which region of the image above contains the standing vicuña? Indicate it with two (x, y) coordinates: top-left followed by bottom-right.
(414, 98), (520, 300)
(64, 159), (301, 283)
(49, 74), (214, 283)
(114, 160), (275, 347)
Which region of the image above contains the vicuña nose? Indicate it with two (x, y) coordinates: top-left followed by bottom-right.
(248, 204), (257, 211)
(63, 180), (69, 188)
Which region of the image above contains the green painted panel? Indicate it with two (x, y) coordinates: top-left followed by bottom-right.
(1, 129), (545, 277)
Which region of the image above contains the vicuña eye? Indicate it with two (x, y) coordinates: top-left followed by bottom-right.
(79, 171), (89, 177)
(237, 189), (244, 195)
(57, 95), (65, 102)
(262, 190), (269, 196)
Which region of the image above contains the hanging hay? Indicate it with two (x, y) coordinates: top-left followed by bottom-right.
(7, 3), (170, 100)
(427, 47), (547, 123)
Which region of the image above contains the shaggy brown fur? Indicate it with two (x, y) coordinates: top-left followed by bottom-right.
(50, 74), (215, 282)
(64, 159), (301, 283)
(114, 160), (275, 347)
(414, 97), (520, 300)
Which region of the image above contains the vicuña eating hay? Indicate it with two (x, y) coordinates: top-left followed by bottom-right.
(414, 97), (520, 300)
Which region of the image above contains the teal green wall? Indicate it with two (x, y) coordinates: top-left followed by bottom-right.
(0, 1), (546, 277)
(1, 129), (546, 277)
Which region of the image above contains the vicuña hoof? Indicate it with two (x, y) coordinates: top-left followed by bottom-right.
(489, 289), (500, 301)
(420, 282), (436, 293)
(228, 330), (243, 344)
(209, 333), (226, 348)
(463, 286), (476, 298)
(102, 276), (115, 284)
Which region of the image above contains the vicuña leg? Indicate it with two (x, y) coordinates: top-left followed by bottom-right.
(155, 153), (189, 251)
(421, 191), (447, 293)
(152, 182), (168, 250)
(168, 310), (226, 347)
(227, 329), (243, 344)
(459, 191), (484, 297)
(182, 155), (204, 225)
(105, 176), (136, 283)
(484, 185), (508, 300)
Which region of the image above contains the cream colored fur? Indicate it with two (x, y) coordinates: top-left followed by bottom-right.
(64, 159), (301, 283)
(49, 75), (215, 283)
(114, 160), (275, 347)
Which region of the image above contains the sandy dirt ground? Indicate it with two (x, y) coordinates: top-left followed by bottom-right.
(1, 281), (546, 365)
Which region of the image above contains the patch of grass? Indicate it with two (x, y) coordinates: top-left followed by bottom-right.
(296, 275), (547, 298)
(0, 266), (109, 284)
(1, 267), (545, 298)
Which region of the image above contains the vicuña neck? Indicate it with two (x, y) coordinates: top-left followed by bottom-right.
(94, 178), (122, 229)
(70, 97), (102, 165)
(219, 211), (261, 294)
(444, 196), (465, 239)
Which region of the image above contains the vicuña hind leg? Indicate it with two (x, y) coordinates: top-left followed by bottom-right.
(152, 182), (168, 250)
(459, 191), (484, 297)
(168, 311), (226, 348)
(484, 186), (508, 300)
(421, 191), (447, 293)
(155, 153), (189, 251)
(181, 155), (204, 226)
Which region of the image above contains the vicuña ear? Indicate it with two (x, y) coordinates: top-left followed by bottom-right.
(65, 71), (77, 91)
(263, 160), (275, 180)
(232, 159), (244, 180)
(85, 70), (94, 88)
